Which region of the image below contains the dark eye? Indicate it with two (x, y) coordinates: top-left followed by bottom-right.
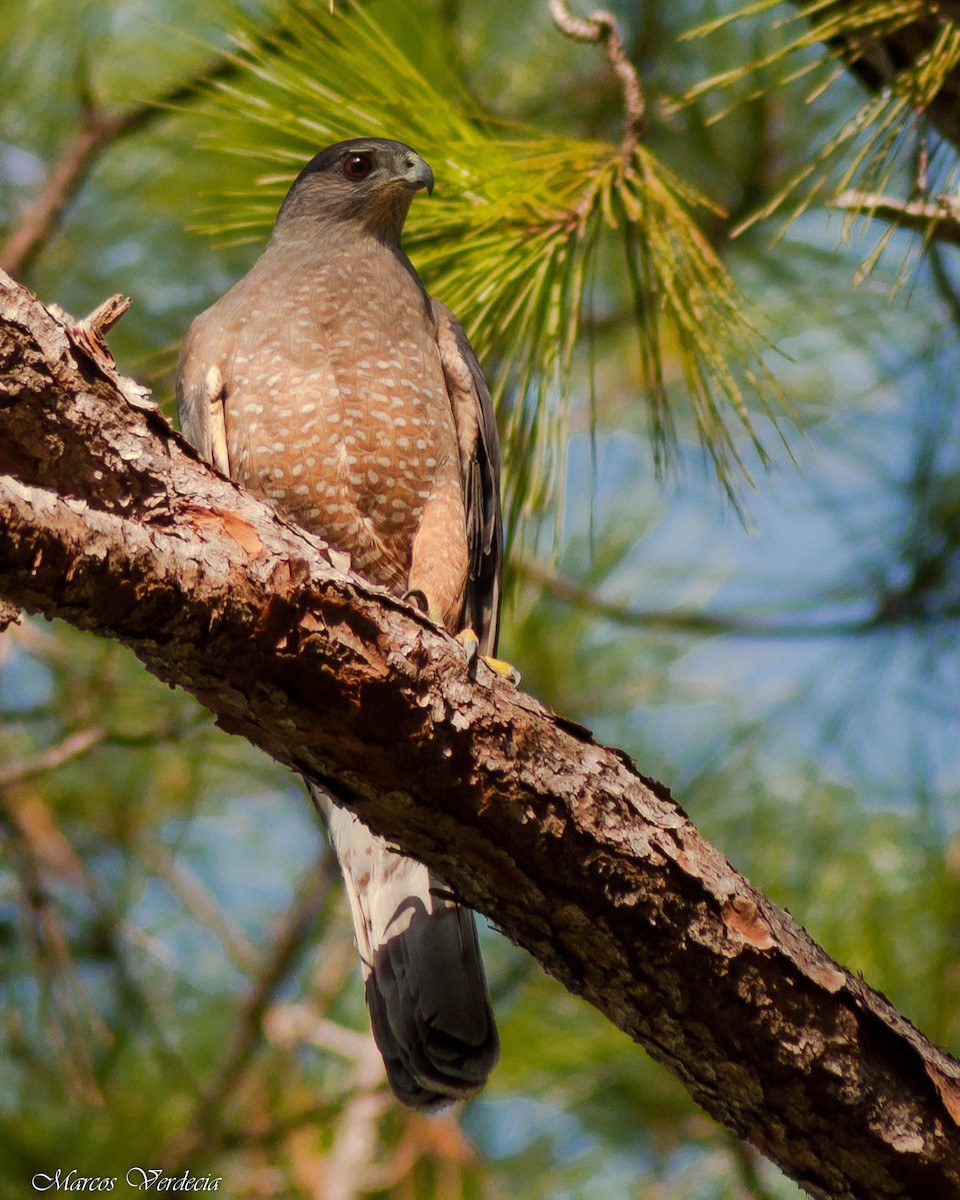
(343, 153), (373, 181)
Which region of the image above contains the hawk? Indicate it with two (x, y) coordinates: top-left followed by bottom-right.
(176, 137), (502, 1109)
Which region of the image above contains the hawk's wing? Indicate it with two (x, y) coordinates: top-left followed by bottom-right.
(433, 301), (503, 657)
(175, 319), (216, 462)
(176, 311), (232, 476)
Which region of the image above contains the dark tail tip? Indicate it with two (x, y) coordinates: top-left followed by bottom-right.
(364, 903), (499, 1109)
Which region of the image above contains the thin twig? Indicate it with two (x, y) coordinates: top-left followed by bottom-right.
(831, 189), (960, 247)
(144, 840), (261, 976)
(0, 24), (288, 278)
(548, 0), (645, 152)
(323, 1036), (391, 1200)
(0, 778), (106, 1102)
(928, 239), (960, 330)
(164, 847), (338, 1170)
(0, 748), (201, 1090)
(0, 726), (105, 788)
(513, 554), (958, 638)
(218, 1100), (342, 1149)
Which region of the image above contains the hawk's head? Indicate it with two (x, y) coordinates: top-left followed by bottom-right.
(274, 137), (434, 243)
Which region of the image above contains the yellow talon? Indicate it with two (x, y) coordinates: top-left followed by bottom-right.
(455, 630), (521, 686)
(484, 655), (522, 686)
(456, 628), (480, 666)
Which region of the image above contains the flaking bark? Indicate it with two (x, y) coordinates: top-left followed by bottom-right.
(2, 270), (960, 1200)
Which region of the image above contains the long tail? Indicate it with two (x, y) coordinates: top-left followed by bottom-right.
(309, 784), (499, 1109)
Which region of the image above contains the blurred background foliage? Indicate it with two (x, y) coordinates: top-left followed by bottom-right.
(2, 0), (960, 1197)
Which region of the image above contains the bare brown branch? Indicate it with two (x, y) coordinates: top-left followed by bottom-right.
(832, 189), (960, 245)
(803, 0), (960, 150)
(548, 0), (646, 150)
(2, 271), (960, 1198)
(0, 25), (289, 278)
(165, 851), (338, 1170)
(0, 726), (105, 789)
(514, 554), (960, 636)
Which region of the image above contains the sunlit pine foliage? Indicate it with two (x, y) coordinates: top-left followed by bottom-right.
(186, 0), (778, 528)
(683, 0), (960, 283)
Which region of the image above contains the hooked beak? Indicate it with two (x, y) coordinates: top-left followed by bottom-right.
(400, 155), (435, 197)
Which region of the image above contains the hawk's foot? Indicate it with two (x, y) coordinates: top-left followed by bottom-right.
(456, 629), (521, 687)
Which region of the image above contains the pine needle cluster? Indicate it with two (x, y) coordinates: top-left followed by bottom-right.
(685, 0), (960, 286)
(189, 0), (777, 526)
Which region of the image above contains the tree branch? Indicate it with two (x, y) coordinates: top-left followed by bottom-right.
(832, 189), (960, 247)
(802, 0), (960, 151)
(0, 20), (293, 278)
(164, 850), (340, 1171)
(514, 553), (960, 637)
(548, 0), (646, 152)
(2, 270), (960, 1199)
(0, 725), (105, 789)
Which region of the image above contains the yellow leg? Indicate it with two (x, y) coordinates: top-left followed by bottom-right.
(404, 594), (521, 687)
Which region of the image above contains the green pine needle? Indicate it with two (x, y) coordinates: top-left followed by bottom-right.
(188, 0), (778, 529)
(683, 0), (960, 283)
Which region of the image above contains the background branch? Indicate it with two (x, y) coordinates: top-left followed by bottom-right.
(514, 554), (960, 637)
(0, 22), (291, 279)
(831, 189), (960, 247)
(547, 0), (646, 150)
(164, 850), (339, 1171)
